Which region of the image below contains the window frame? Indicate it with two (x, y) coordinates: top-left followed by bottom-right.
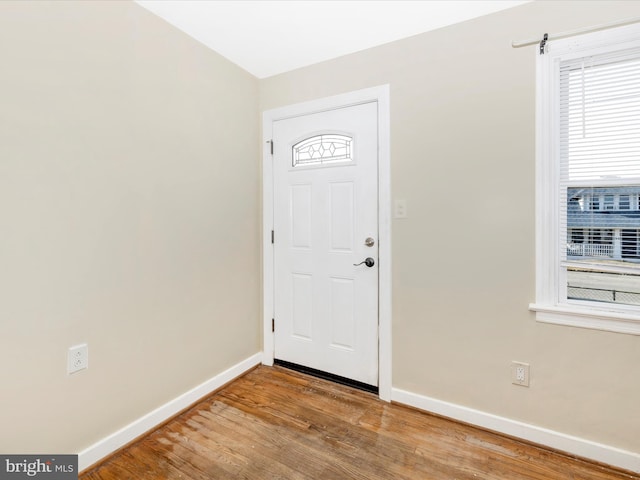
(531, 23), (640, 335)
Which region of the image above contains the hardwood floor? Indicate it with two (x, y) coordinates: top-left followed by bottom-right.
(81, 366), (639, 480)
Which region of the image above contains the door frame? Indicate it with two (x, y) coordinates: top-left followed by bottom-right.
(262, 85), (391, 401)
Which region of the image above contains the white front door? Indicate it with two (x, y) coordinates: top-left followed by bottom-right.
(273, 102), (379, 386)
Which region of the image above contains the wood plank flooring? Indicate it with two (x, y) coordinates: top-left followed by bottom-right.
(81, 366), (639, 480)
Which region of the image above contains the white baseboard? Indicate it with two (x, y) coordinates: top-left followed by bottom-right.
(392, 388), (640, 474)
(78, 352), (262, 472)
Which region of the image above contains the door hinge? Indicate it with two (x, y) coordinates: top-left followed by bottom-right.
(271, 230), (274, 244)
(272, 318), (275, 332)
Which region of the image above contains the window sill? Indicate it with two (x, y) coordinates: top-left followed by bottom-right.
(529, 303), (640, 335)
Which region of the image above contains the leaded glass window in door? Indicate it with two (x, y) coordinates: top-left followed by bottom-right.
(292, 134), (352, 167)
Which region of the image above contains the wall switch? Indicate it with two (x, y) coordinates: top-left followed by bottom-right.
(511, 361), (529, 387)
(68, 344), (88, 374)
(394, 199), (407, 218)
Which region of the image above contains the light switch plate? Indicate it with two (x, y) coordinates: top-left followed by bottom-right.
(394, 199), (407, 218)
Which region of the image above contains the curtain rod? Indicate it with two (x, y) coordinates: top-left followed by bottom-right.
(512, 16), (640, 49)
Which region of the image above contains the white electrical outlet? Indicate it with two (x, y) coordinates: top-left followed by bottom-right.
(68, 344), (88, 374)
(511, 361), (529, 387)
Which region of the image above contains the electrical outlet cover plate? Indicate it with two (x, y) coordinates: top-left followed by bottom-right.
(511, 361), (530, 387)
(68, 344), (88, 374)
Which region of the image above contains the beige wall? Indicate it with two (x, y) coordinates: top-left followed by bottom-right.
(260, 1), (640, 453)
(0, 1), (260, 453)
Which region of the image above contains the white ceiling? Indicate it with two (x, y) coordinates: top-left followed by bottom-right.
(135, 0), (530, 78)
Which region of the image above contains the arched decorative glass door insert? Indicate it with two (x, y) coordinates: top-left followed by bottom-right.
(292, 134), (353, 167)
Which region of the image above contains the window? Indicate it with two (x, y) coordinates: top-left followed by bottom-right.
(619, 194), (630, 210)
(292, 134), (353, 167)
(532, 23), (640, 335)
(604, 194), (615, 210)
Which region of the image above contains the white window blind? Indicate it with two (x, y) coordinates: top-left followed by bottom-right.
(559, 47), (640, 182)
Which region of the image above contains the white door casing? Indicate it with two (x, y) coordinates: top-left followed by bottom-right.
(262, 85), (391, 400)
(273, 102), (378, 386)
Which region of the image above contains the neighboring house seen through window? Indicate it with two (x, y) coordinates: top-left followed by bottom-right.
(532, 23), (640, 334)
